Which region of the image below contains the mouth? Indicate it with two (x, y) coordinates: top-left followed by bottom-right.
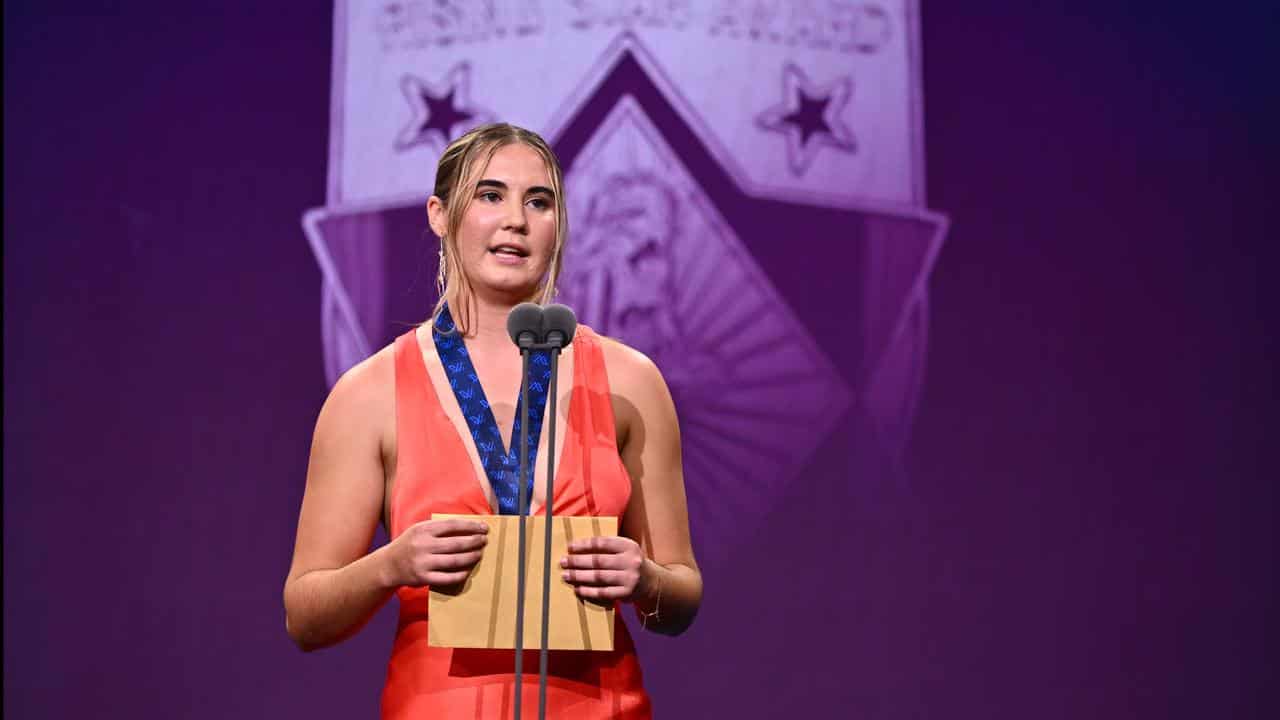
(488, 243), (530, 259)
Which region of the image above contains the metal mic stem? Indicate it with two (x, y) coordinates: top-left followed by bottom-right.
(514, 346), (531, 720)
(537, 345), (561, 720)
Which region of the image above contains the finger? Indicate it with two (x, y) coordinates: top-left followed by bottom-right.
(567, 536), (626, 554)
(428, 549), (484, 571)
(430, 534), (488, 554)
(573, 584), (629, 600)
(560, 553), (625, 571)
(424, 570), (474, 587)
(562, 569), (628, 587)
(428, 518), (489, 536)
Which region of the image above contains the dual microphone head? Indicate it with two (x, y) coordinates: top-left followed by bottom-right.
(506, 303), (578, 351)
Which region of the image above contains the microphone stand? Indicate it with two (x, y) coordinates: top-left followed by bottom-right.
(536, 343), (562, 720)
(515, 337), (562, 720)
(513, 344), (532, 720)
(507, 303), (574, 720)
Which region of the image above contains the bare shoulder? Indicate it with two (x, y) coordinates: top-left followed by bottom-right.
(594, 334), (677, 446)
(595, 333), (667, 399)
(316, 341), (397, 444)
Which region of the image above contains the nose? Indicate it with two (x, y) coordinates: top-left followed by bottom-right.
(501, 196), (528, 235)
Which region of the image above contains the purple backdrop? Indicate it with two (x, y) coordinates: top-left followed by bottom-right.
(4, 2), (1276, 718)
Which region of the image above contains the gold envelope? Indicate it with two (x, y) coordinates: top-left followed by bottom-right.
(428, 514), (617, 651)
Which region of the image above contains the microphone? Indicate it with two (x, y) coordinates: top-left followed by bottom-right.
(533, 303), (574, 720)
(506, 301), (545, 719)
(507, 302), (545, 349)
(503, 301), (578, 720)
(541, 304), (577, 349)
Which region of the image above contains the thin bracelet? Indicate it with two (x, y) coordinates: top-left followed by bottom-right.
(640, 571), (663, 630)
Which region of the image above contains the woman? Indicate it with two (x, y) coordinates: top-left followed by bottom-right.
(283, 123), (702, 718)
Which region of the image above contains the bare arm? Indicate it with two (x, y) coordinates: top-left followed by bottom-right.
(562, 343), (703, 636)
(283, 352), (397, 651)
(616, 350), (702, 635)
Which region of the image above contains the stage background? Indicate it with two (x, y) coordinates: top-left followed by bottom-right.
(5, 2), (1276, 718)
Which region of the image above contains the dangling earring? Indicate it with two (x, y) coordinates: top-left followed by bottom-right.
(432, 238), (459, 335)
(436, 240), (447, 283)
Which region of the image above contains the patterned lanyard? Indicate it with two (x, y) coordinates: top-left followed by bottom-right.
(433, 304), (552, 515)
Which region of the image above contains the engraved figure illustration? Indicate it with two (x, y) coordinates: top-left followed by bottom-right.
(559, 100), (852, 538)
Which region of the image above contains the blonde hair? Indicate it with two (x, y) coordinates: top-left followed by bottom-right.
(428, 123), (568, 334)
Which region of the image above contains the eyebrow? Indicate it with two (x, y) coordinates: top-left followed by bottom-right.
(476, 179), (556, 198)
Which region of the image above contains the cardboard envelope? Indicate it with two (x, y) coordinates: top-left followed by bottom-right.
(428, 514), (617, 651)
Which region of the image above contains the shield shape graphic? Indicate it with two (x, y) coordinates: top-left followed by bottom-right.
(304, 4), (947, 562)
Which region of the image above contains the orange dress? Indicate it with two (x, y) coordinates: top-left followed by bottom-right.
(382, 326), (652, 719)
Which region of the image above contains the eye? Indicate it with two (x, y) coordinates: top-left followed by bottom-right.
(478, 190), (502, 203)
(526, 197), (551, 211)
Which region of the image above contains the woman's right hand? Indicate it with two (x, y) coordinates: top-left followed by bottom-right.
(385, 518), (489, 588)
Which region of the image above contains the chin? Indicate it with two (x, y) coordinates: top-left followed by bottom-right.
(474, 274), (541, 301)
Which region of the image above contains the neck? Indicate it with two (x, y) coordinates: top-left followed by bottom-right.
(453, 290), (524, 351)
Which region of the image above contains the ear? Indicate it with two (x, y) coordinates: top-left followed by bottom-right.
(426, 196), (448, 239)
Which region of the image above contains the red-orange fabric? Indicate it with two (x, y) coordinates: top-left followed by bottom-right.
(382, 326), (652, 719)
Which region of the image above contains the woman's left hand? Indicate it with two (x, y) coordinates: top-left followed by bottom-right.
(561, 536), (651, 602)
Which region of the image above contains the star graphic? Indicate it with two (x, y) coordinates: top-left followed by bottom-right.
(755, 63), (857, 176)
(394, 62), (493, 152)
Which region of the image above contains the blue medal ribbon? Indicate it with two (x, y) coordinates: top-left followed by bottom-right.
(433, 304), (552, 515)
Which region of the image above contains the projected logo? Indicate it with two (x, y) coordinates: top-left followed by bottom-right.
(304, 1), (947, 556)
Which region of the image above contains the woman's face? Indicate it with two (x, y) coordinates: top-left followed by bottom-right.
(434, 142), (558, 303)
